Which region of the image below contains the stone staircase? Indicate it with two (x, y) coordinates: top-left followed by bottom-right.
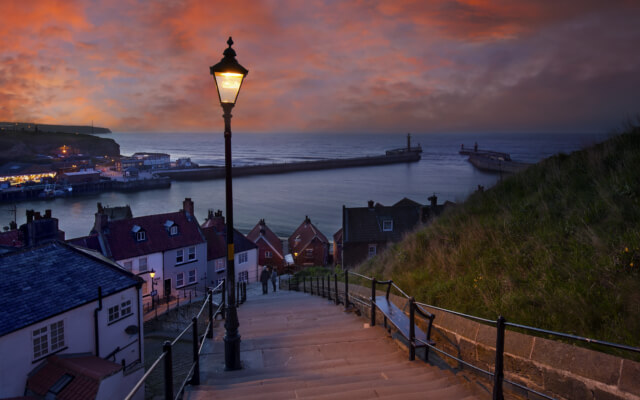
(185, 286), (489, 399)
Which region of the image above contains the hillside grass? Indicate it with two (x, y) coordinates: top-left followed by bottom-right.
(358, 124), (640, 348)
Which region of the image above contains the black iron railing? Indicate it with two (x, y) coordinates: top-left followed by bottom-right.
(285, 270), (640, 400)
(124, 280), (231, 400)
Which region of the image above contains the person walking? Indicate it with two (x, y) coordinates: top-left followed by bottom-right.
(271, 267), (277, 292)
(260, 266), (270, 294)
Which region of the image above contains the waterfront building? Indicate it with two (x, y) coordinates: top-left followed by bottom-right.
(0, 162), (56, 186)
(81, 198), (208, 306)
(246, 218), (285, 273)
(0, 241), (144, 399)
(132, 152), (171, 170)
(288, 216), (330, 266)
(202, 210), (259, 285)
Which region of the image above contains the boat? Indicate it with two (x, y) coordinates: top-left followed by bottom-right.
(39, 183), (72, 199)
(460, 143), (530, 174)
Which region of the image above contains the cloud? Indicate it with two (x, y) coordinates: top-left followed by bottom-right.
(0, 0), (639, 133)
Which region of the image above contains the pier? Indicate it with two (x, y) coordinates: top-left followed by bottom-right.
(157, 150), (421, 181)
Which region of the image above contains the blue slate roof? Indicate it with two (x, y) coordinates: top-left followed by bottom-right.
(0, 241), (141, 337)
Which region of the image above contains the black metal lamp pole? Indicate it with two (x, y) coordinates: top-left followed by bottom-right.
(210, 37), (248, 371)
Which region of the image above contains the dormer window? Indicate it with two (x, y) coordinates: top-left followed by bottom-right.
(132, 225), (146, 242)
(382, 219), (393, 232)
(165, 220), (178, 236)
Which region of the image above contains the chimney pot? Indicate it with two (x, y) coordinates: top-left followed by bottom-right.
(367, 200), (374, 209)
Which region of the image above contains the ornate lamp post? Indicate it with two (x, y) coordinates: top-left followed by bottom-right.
(150, 269), (156, 309)
(210, 37), (248, 371)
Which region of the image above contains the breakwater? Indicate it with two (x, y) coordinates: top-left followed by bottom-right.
(0, 178), (171, 203)
(156, 151), (421, 181)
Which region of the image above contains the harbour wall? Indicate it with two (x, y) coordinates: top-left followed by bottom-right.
(156, 152), (421, 181)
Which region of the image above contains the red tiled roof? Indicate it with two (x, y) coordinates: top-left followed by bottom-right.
(27, 355), (122, 399)
(0, 230), (23, 247)
(66, 234), (102, 252)
(246, 220), (283, 258)
(104, 211), (205, 260)
(288, 216), (328, 253)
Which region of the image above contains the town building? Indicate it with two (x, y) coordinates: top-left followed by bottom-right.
(0, 209), (65, 253)
(0, 241), (145, 399)
(340, 196), (453, 267)
(288, 216), (329, 266)
(0, 162), (56, 186)
(202, 210), (259, 285)
(74, 198), (207, 307)
(246, 219), (285, 273)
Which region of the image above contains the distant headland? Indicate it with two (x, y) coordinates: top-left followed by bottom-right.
(0, 121), (111, 135)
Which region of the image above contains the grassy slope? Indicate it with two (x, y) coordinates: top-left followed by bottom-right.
(358, 126), (640, 346)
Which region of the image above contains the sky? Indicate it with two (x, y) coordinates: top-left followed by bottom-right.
(0, 0), (639, 134)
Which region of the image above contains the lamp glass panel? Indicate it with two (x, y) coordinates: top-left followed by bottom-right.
(215, 72), (244, 103)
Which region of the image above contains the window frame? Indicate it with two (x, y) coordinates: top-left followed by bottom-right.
(382, 219), (393, 232)
(238, 271), (249, 282)
(238, 252), (248, 264)
(264, 250), (273, 259)
(215, 259), (225, 272)
(176, 249), (184, 264)
(136, 230), (146, 241)
(170, 225), (178, 236)
(177, 272), (185, 287)
(188, 246), (196, 261)
(138, 257), (148, 272)
(33, 320), (66, 361)
(188, 269), (197, 284)
(368, 244), (377, 258)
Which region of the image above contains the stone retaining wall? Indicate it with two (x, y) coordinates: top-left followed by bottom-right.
(284, 277), (640, 400)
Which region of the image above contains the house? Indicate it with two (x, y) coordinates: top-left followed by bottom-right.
(333, 228), (343, 266)
(0, 241), (145, 399)
(202, 210), (259, 285)
(0, 209), (65, 253)
(340, 197), (453, 267)
(77, 198), (207, 306)
(246, 219), (285, 273)
(0, 162), (57, 186)
(288, 216), (329, 266)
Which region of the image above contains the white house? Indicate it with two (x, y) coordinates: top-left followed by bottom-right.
(202, 210), (259, 284)
(0, 241), (145, 399)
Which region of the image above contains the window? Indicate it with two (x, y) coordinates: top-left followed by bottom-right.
(108, 305), (120, 322)
(138, 257), (148, 272)
(136, 231), (146, 241)
(305, 248), (313, 258)
(177, 272), (184, 287)
(123, 261), (132, 271)
(188, 269), (196, 284)
(215, 259), (225, 272)
(108, 300), (133, 323)
(265, 250), (273, 259)
(33, 320), (65, 360)
(238, 252), (248, 264)
(368, 244), (377, 258)
(142, 281), (149, 294)
(121, 300), (132, 316)
(176, 249), (184, 263)
(188, 246), (196, 261)
(382, 219), (393, 232)
(170, 225), (178, 235)
(238, 271), (249, 282)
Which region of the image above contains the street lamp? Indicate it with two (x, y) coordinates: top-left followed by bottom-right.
(210, 36), (248, 371)
(150, 269), (156, 309)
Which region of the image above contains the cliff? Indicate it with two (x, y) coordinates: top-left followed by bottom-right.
(0, 131), (120, 163)
(0, 122), (111, 134)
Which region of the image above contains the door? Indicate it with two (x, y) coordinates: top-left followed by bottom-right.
(164, 278), (172, 299)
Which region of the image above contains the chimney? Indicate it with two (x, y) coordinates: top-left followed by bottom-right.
(26, 209), (34, 223)
(215, 209), (223, 218)
(207, 209), (214, 220)
(183, 198), (194, 217)
(259, 219), (266, 235)
(21, 209), (60, 246)
(428, 195), (438, 208)
(45, 209), (52, 219)
(304, 215), (310, 226)
(94, 211), (108, 233)
(367, 200), (374, 210)
(97, 202), (103, 213)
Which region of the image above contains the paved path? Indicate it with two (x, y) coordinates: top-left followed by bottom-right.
(185, 283), (488, 399)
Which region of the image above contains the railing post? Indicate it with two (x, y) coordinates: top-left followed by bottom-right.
(163, 340), (173, 400)
(236, 281), (240, 307)
(303, 276), (306, 293)
(327, 274), (331, 301)
(493, 316), (506, 400)
(321, 275), (325, 298)
(426, 315), (435, 361)
(334, 274), (339, 305)
(191, 317), (200, 385)
(221, 280), (226, 320)
(207, 290), (214, 339)
(344, 270), (350, 311)
(317, 276), (321, 297)
(311, 276), (314, 295)
(288, 275), (291, 291)
(243, 281), (247, 303)
(371, 278), (377, 327)
(409, 297), (416, 361)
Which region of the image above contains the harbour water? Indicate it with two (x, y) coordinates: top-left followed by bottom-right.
(0, 132), (608, 239)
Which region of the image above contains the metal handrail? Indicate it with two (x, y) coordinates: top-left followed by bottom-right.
(124, 351), (166, 400)
(347, 271), (373, 281)
(391, 282), (411, 299)
(415, 301), (496, 325)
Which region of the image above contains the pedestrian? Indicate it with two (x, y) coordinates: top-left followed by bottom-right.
(260, 266), (270, 294)
(271, 267), (277, 292)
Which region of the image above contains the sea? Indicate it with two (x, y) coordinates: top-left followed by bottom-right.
(0, 132), (609, 240)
